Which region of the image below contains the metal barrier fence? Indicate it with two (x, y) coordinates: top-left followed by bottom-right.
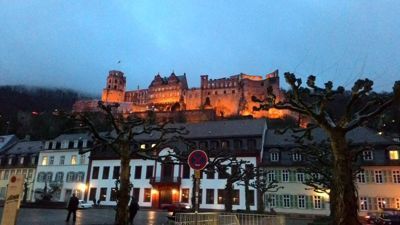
(174, 212), (286, 225)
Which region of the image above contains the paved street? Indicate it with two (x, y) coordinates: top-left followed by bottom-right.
(0, 208), (317, 225)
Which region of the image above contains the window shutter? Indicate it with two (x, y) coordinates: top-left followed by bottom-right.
(277, 195), (282, 208)
(290, 195), (294, 208)
(321, 197), (325, 209)
(289, 170), (295, 182)
(390, 198), (396, 208)
(276, 170), (282, 182)
(367, 197), (372, 210)
(383, 170), (389, 183)
(306, 196), (313, 209)
(293, 195), (298, 208)
(372, 198), (377, 210)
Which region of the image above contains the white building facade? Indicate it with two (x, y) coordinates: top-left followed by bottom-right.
(32, 133), (92, 202)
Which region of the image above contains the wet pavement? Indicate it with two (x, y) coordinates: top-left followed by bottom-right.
(0, 208), (171, 225)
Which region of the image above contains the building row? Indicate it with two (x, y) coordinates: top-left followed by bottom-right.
(0, 119), (398, 216)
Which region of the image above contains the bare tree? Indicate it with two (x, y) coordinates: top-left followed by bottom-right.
(253, 73), (400, 225)
(70, 101), (186, 225)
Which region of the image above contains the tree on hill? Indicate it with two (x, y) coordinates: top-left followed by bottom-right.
(253, 73), (400, 225)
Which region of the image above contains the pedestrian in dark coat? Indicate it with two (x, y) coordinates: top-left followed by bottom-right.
(129, 197), (139, 225)
(66, 193), (79, 222)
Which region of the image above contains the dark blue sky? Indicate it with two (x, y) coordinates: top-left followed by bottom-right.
(1, 1), (399, 94)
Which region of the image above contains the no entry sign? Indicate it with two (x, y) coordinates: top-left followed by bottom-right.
(188, 150), (208, 170)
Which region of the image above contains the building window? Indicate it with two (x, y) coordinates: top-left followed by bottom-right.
(102, 167), (110, 179)
(206, 170), (215, 179)
(71, 155), (77, 165)
(19, 157), (24, 165)
(357, 171), (366, 183)
(393, 171), (400, 183)
(146, 166), (153, 179)
(375, 170), (383, 183)
(37, 172), (45, 182)
(76, 172), (84, 182)
(233, 140), (242, 150)
(182, 164), (190, 179)
(110, 188), (117, 201)
(181, 189), (189, 203)
(8, 158), (12, 165)
(389, 150), (399, 160)
(297, 173), (305, 183)
(31, 156), (36, 165)
(92, 167), (99, 179)
(217, 189), (225, 204)
(267, 194), (276, 207)
(314, 196), (322, 209)
(396, 198), (400, 209)
(41, 156), (48, 166)
(292, 152), (302, 162)
(134, 166), (142, 179)
(282, 170), (289, 182)
(360, 197), (368, 211)
(248, 190), (255, 206)
(28, 169), (33, 179)
(206, 189), (214, 204)
(46, 172), (53, 182)
(49, 156), (54, 165)
(80, 155), (86, 164)
(363, 150), (373, 161)
(55, 172), (64, 182)
(113, 166), (120, 179)
(247, 139), (256, 150)
(233, 190), (240, 205)
(66, 172), (75, 182)
(60, 156), (65, 165)
(99, 188), (107, 201)
(144, 188), (151, 202)
(270, 152), (279, 162)
(298, 195), (306, 208)
(221, 140), (229, 150)
(377, 197), (386, 209)
(199, 141), (208, 149)
(283, 195), (291, 208)
(267, 171), (276, 182)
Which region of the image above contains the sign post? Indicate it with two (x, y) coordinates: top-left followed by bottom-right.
(1, 174), (24, 225)
(188, 150), (208, 225)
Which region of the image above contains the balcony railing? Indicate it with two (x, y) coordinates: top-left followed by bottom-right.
(150, 176), (181, 186)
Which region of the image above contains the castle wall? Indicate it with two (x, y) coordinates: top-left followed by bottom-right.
(101, 89), (125, 103)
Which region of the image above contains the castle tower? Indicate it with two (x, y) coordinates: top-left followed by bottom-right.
(101, 70), (126, 103)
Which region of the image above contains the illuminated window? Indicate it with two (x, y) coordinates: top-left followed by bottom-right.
(217, 189), (225, 204)
(181, 188), (189, 203)
(233, 190), (240, 205)
(140, 144), (146, 150)
(41, 156), (48, 166)
(71, 155), (77, 165)
(377, 197), (386, 209)
(389, 150), (399, 160)
(144, 188), (151, 202)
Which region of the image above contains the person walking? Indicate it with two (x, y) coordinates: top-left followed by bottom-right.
(129, 197), (140, 225)
(66, 193), (79, 222)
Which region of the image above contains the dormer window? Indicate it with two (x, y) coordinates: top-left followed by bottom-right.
(389, 150), (399, 160)
(19, 157), (24, 165)
(8, 158), (13, 165)
(270, 152), (280, 162)
(41, 156), (48, 166)
(362, 150), (373, 161)
(292, 152), (302, 162)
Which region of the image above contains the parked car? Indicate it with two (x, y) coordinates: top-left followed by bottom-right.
(374, 208), (400, 225)
(161, 202), (190, 212)
(78, 200), (93, 209)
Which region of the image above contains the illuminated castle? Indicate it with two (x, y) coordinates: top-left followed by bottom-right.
(74, 70), (285, 119)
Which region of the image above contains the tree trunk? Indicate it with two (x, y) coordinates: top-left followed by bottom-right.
(330, 131), (360, 225)
(224, 181), (233, 212)
(329, 187), (337, 219)
(244, 179), (250, 212)
(116, 145), (131, 225)
(257, 191), (265, 213)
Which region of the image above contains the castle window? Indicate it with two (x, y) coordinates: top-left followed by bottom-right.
(232, 90), (235, 94)
(215, 91), (218, 95)
(207, 92), (210, 95)
(224, 90), (226, 94)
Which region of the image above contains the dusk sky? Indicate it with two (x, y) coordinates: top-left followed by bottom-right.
(0, 1), (399, 95)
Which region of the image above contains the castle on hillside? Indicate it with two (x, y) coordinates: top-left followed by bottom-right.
(73, 70), (286, 119)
